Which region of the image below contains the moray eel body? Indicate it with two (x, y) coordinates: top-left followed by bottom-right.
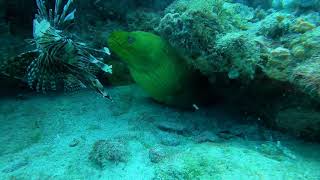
(108, 31), (209, 108)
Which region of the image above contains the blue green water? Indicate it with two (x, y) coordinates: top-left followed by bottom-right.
(0, 0), (320, 179)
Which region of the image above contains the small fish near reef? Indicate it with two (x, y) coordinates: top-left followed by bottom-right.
(108, 31), (210, 109)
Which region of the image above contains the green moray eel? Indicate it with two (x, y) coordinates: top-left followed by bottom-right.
(108, 31), (210, 108)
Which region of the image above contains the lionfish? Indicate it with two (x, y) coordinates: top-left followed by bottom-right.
(0, 0), (113, 99)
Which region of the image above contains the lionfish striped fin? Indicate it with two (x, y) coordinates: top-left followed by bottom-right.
(26, 52), (65, 93)
(58, 0), (75, 25)
(0, 50), (39, 80)
(75, 60), (101, 75)
(63, 75), (85, 92)
(63, 9), (76, 22)
(62, 63), (111, 98)
(36, 0), (48, 20)
(77, 51), (112, 74)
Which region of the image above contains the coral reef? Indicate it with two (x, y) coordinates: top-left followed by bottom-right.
(290, 54), (320, 98)
(155, 0), (263, 82)
(153, 0), (320, 98)
(214, 32), (262, 80)
(255, 12), (293, 38)
(151, 0), (320, 138)
(155, 0), (222, 67)
(75, 0), (172, 36)
(127, 11), (160, 32)
(289, 27), (320, 59)
(272, 0), (320, 11)
(1, 0), (320, 140)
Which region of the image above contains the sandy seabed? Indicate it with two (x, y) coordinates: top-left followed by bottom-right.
(0, 85), (319, 180)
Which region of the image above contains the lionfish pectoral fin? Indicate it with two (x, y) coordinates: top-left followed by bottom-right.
(63, 75), (85, 92)
(87, 55), (112, 74)
(101, 64), (112, 74)
(63, 63), (112, 99)
(0, 50), (39, 80)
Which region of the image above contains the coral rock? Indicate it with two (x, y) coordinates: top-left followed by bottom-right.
(292, 19), (316, 33)
(89, 139), (129, 168)
(271, 47), (291, 60)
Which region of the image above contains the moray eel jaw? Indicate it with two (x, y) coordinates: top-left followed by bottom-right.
(108, 31), (144, 69)
(108, 31), (164, 70)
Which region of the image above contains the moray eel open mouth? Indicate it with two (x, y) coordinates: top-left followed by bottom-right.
(108, 31), (148, 70)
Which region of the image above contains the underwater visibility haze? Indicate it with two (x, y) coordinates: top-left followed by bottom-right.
(0, 0), (320, 179)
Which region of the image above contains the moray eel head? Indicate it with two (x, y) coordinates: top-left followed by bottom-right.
(108, 31), (210, 108)
(108, 31), (169, 70)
